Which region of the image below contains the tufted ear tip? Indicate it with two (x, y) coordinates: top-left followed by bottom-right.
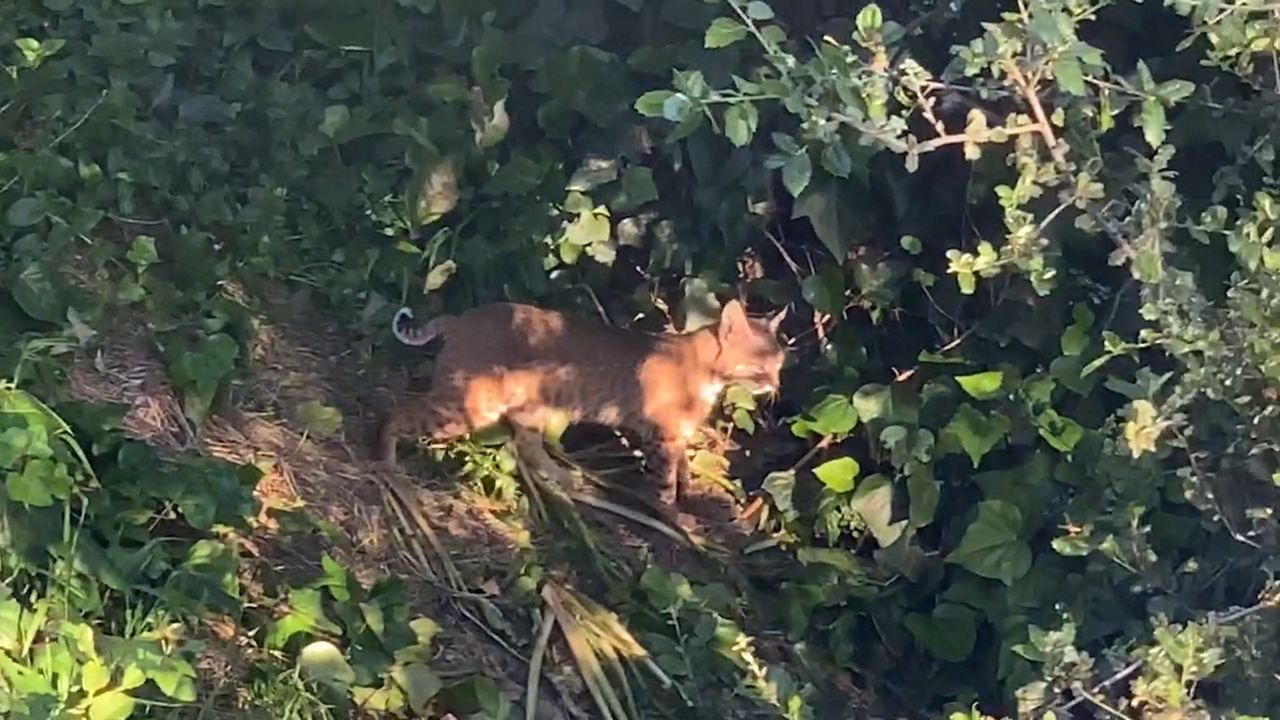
(718, 299), (750, 342)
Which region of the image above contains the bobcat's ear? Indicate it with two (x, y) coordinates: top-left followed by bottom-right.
(768, 304), (788, 334)
(718, 299), (751, 345)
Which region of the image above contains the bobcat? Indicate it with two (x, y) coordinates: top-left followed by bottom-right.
(377, 299), (787, 506)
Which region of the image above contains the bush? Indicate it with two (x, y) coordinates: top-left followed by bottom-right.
(1, 0), (1278, 718)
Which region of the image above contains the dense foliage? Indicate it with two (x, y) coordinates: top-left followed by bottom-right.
(2, 0), (1279, 718)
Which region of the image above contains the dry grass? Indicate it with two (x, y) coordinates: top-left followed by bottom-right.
(62, 280), (764, 717)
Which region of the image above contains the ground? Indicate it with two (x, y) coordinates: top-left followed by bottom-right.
(64, 278), (767, 718)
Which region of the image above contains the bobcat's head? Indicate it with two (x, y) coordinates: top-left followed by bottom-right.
(712, 300), (787, 395)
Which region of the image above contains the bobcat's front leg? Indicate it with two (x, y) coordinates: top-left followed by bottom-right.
(653, 438), (690, 507)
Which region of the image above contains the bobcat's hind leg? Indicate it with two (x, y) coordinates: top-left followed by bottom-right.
(377, 391), (469, 469)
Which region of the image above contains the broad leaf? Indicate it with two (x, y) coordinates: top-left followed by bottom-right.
(813, 456), (859, 493)
(955, 371), (1004, 400)
(905, 604), (977, 662)
(946, 500), (1032, 585)
(298, 640), (356, 687)
(945, 404), (1010, 468)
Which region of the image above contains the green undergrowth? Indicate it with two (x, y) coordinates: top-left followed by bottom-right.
(4, 0), (1280, 718)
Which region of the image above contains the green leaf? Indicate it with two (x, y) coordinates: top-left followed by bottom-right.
(745, 1), (774, 20)
(851, 474), (905, 547)
(126, 236), (159, 268)
(562, 208), (610, 247)
(1159, 79), (1195, 103)
(298, 640), (356, 688)
(88, 692), (136, 720)
(10, 263), (66, 323)
(297, 401), (343, 439)
(799, 267), (845, 316)
(724, 103), (759, 147)
(954, 371), (1004, 400)
(946, 500), (1032, 585)
(855, 4), (883, 37)
(704, 17), (749, 49)
(945, 404), (1009, 468)
(907, 468), (940, 529)
(6, 459), (72, 507)
(82, 659), (111, 695)
(781, 153), (812, 197)
(797, 394), (857, 436)
(762, 469), (798, 522)
(319, 104), (350, 139)
(6, 198), (48, 227)
(821, 141), (852, 178)
(424, 259), (457, 293)
(900, 235), (922, 254)
(1052, 56), (1086, 96)
(615, 166), (659, 210)
(905, 604), (977, 662)
(394, 663), (442, 713)
(634, 90), (674, 117)
(852, 383), (894, 424)
(813, 457), (859, 493)
(1139, 97), (1166, 149)
(661, 93), (693, 122)
(1036, 409), (1084, 453)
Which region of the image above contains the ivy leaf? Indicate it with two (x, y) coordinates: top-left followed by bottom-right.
(298, 640), (356, 688)
(800, 267), (845, 316)
(5, 197), (48, 227)
(634, 90), (673, 117)
(11, 263), (66, 323)
(394, 663), (442, 713)
(297, 401), (343, 440)
(762, 469), (798, 522)
(851, 474), (905, 547)
(614, 166), (658, 211)
(946, 500), (1032, 585)
(907, 467), (940, 529)
(127, 235), (159, 269)
(852, 384), (892, 423)
(318, 104), (350, 139)
(724, 103), (759, 147)
(945, 404), (1010, 468)
(813, 457), (860, 493)
(905, 604), (977, 662)
(955, 371), (1004, 400)
(704, 17), (749, 48)
(781, 152), (812, 198)
(1036, 408), (1084, 453)
(794, 394), (857, 436)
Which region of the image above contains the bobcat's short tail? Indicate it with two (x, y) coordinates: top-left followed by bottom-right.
(391, 307), (445, 346)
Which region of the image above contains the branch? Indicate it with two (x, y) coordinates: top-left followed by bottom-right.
(1053, 597), (1279, 714)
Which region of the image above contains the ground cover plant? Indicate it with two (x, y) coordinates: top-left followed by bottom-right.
(2, 0), (1279, 718)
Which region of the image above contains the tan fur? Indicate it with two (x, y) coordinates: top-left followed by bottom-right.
(378, 300), (786, 506)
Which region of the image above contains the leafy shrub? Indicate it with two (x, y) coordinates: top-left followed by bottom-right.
(2, 0), (1279, 717)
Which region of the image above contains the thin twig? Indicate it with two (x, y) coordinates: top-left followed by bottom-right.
(1053, 598), (1278, 713)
